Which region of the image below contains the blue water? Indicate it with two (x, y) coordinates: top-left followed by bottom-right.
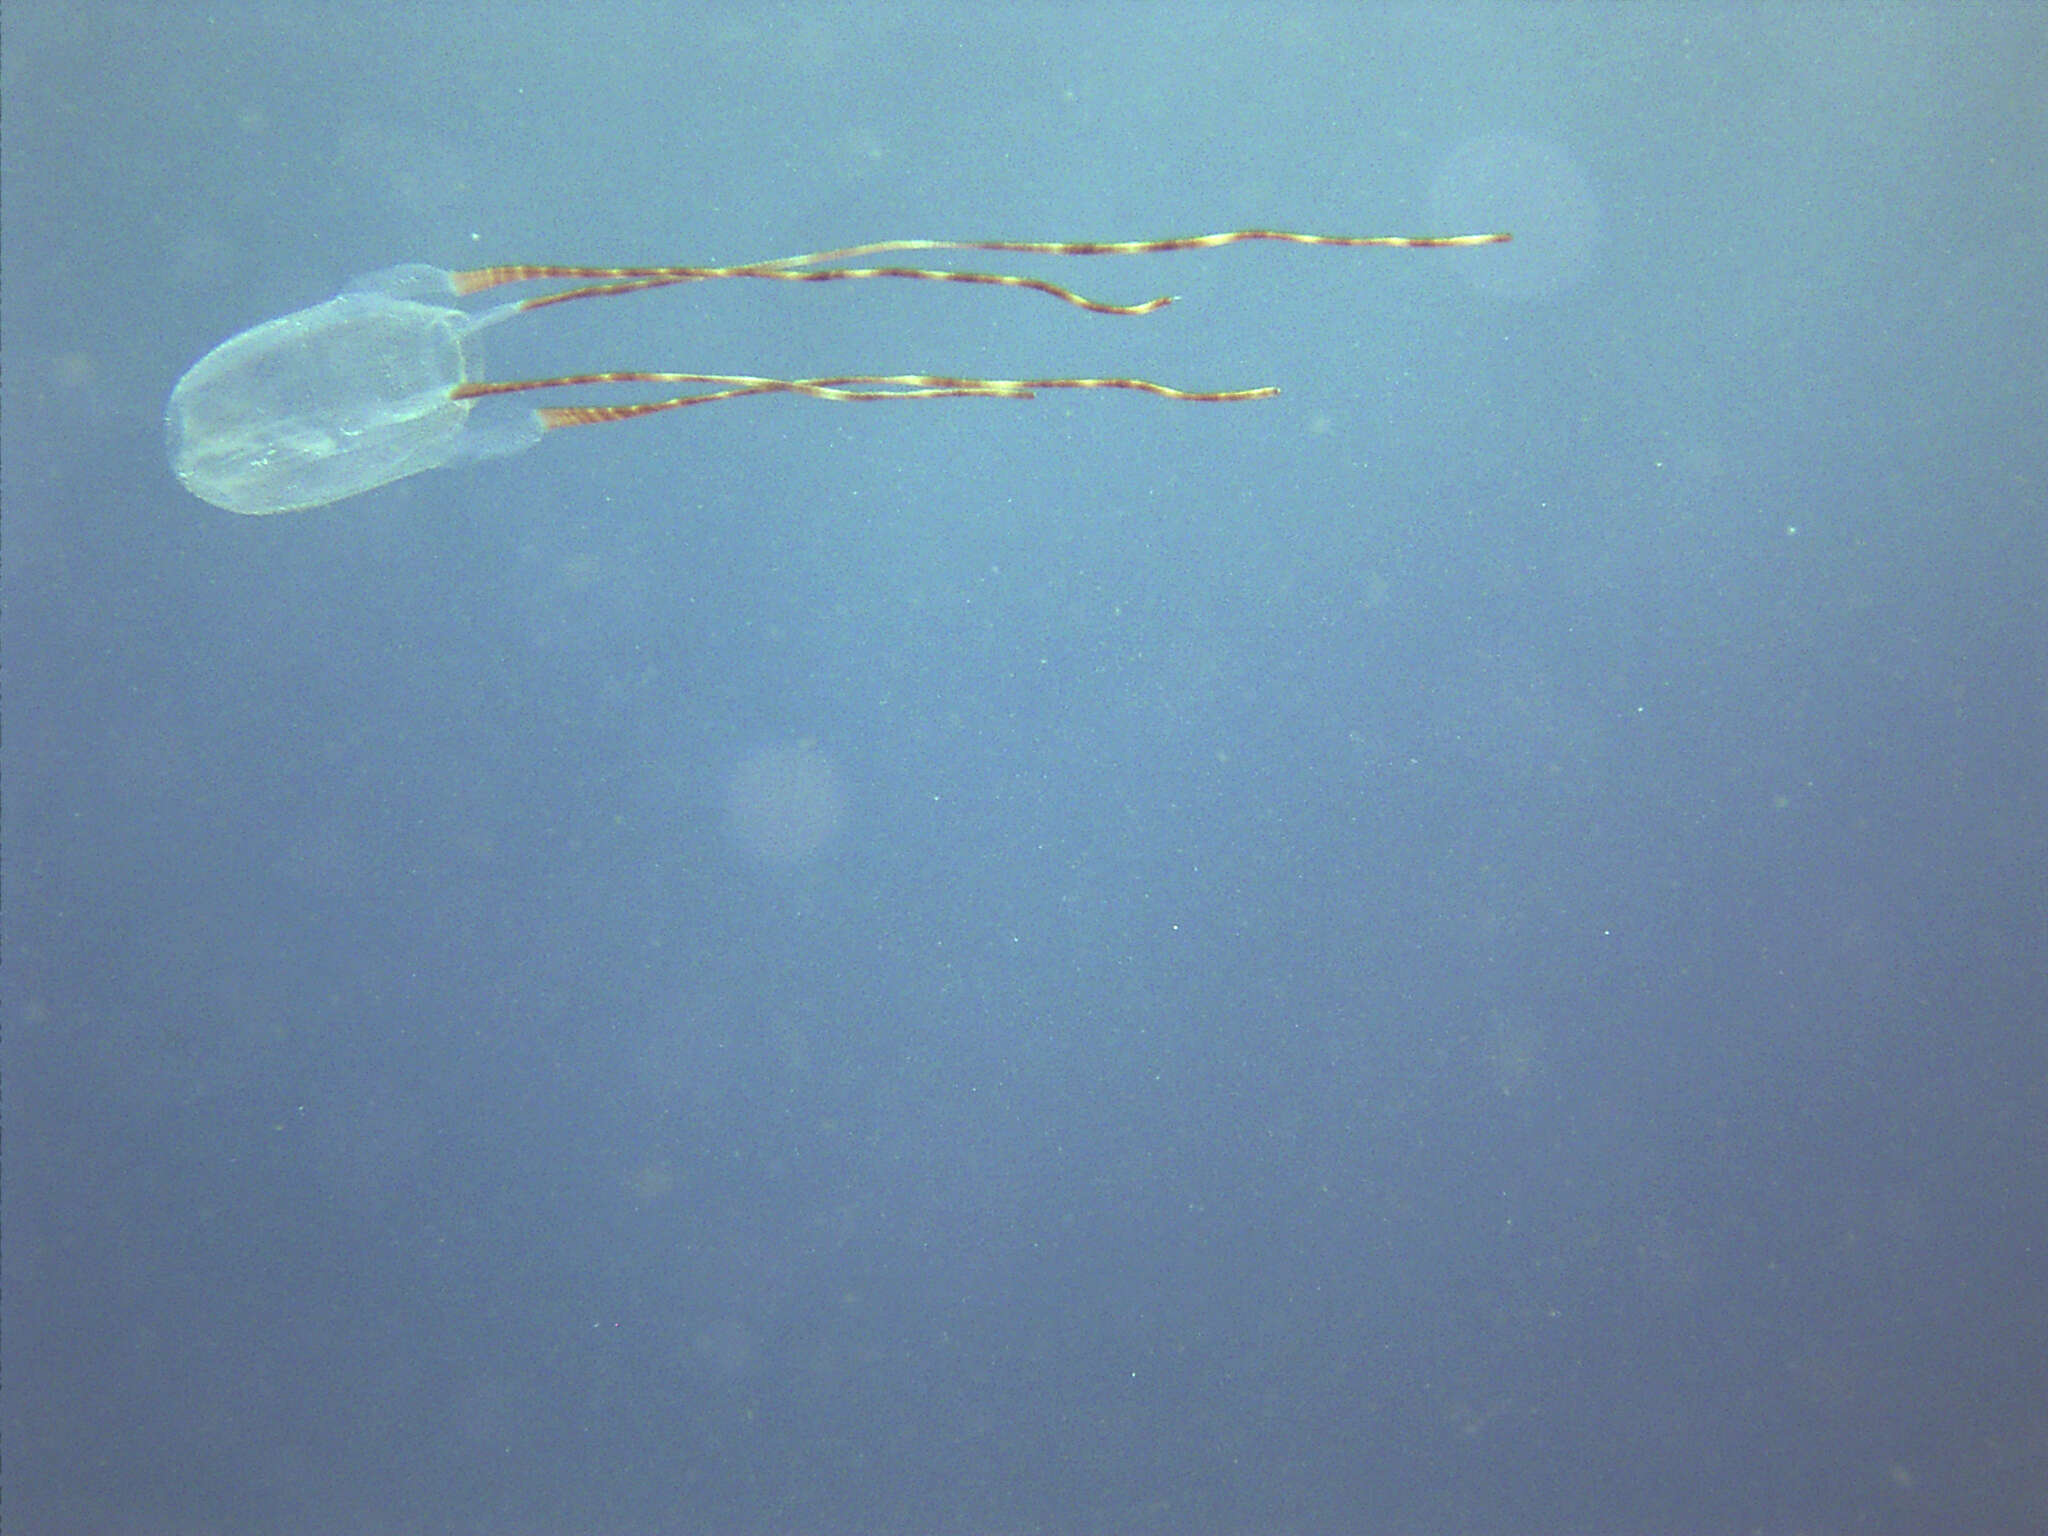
(4, 6), (2043, 1533)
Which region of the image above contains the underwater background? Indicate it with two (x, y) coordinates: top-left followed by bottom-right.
(4, 5), (2043, 1532)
